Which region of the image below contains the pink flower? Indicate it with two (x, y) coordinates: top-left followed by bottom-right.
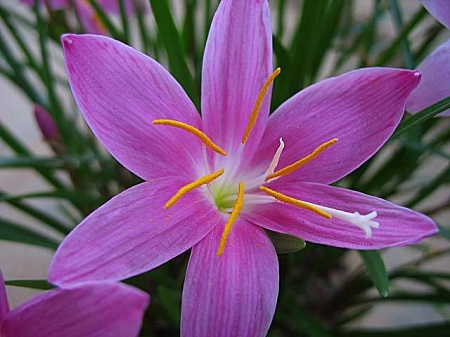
(406, 0), (450, 116)
(20, 0), (143, 35)
(0, 271), (149, 336)
(49, 0), (437, 335)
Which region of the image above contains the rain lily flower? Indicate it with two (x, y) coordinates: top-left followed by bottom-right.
(21, 0), (144, 35)
(406, 0), (450, 116)
(49, 0), (437, 335)
(0, 271), (149, 336)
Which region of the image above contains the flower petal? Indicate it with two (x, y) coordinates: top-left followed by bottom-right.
(201, 0), (273, 157)
(252, 68), (421, 184)
(0, 270), (10, 322)
(2, 282), (148, 337)
(181, 219), (278, 337)
(243, 182), (437, 250)
(406, 39), (450, 116)
(421, 0), (450, 29)
(49, 177), (221, 285)
(62, 34), (202, 180)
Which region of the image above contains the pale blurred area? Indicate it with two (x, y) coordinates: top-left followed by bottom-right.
(1, 0), (449, 329)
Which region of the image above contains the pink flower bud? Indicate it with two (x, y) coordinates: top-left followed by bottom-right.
(34, 104), (59, 140)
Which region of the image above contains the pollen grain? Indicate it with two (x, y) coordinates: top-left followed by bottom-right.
(165, 168), (225, 209)
(242, 68), (281, 144)
(153, 119), (227, 156)
(217, 182), (245, 256)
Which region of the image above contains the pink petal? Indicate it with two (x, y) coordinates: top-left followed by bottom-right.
(406, 39), (450, 116)
(201, 0), (273, 157)
(252, 68), (421, 184)
(0, 271), (10, 322)
(181, 219), (278, 337)
(49, 177), (221, 285)
(62, 34), (202, 181)
(243, 182), (437, 250)
(2, 282), (148, 337)
(421, 0), (450, 28)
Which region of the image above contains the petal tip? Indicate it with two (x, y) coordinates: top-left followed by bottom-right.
(61, 34), (77, 47)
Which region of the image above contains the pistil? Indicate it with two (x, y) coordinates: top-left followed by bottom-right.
(259, 186), (331, 219)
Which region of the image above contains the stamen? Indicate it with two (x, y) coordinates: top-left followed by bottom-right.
(259, 186), (331, 219)
(165, 168), (224, 209)
(242, 68), (281, 144)
(217, 182), (244, 256)
(265, 138), (338, 182)
(153, 119), (227, 156)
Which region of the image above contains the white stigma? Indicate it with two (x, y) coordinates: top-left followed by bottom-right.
(313, 205), (379, 238)
(265, 138), (285, 177)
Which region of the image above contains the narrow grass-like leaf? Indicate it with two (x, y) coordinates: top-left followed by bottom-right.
(118, 0), (130, 42)
(392, 96), (450, 139)
(150, 0), (198, 107)
(405, 164), (450, 208)
(0, 217), (59, 249)
(0, 123), (66, 189)
(5, 279), (53, 290)
(376, 7), (427, 66)
(359, 250), (389, 297)
(0, 191), (70, 234)
(0, 155), (106, 169)
(388, 0), (414, 69)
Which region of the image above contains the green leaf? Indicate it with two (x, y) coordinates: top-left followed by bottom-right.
(150, 0), (198, 107)
(358, 250), (389, 297)
(0, 191), (71, 234)
(265, 230), (306, 254)
(392, 95), (450, 139)
(5, 279), (53, 290)
(0, 217), (59, 249)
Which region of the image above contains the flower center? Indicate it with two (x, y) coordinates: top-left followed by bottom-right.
(153, 68), (379, 255)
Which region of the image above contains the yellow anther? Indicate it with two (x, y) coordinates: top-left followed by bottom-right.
(242, 68), (281, 144)
(217, 182), (244, 256)
(165, 169), (224, 209)
(265, 138), (338, 181)
(259, 186), (331, 219)
(153, 119), (227, 156)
